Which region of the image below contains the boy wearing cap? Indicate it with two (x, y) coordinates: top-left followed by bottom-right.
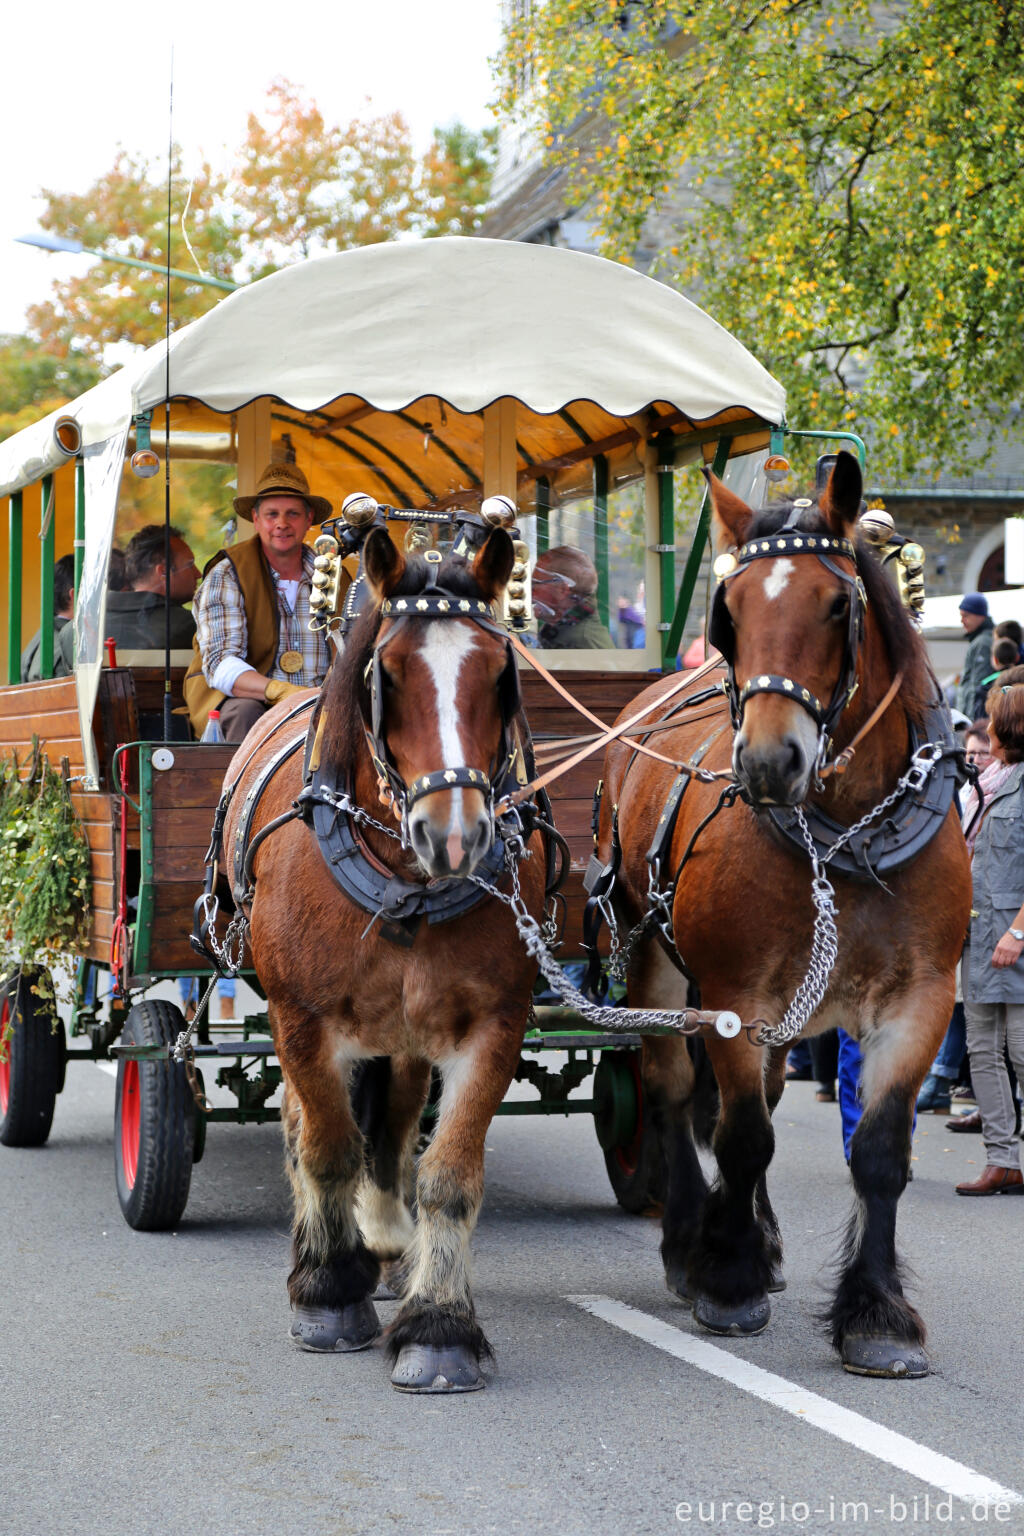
(184, 463), (333, 741)
(956, 592), (995, 719)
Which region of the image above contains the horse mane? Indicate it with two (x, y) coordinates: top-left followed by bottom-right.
(316, 550), (496, 778)
(747, 499), (934, 725)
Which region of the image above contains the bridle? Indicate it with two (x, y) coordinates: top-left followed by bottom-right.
(362, 552), (523, 845)
(709, 509), (867, 777)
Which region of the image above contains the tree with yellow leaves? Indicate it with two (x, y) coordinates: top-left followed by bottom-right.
(500, 0), (1024, 476)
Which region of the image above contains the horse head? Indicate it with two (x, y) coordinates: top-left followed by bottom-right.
(362, 525), (519, 879)
(707, 450), (866, 806)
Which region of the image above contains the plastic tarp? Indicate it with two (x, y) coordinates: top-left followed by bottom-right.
(74, 426), (129, 786)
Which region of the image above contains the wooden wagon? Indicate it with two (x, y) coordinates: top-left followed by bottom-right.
(0, 237), (801, 1224)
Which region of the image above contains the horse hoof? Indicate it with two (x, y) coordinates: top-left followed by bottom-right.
(693, 1293), (771, 1336)
(372, 1281), (399, 1302)
(768, 1268), (787, 1293)
(390, 1343), (485, 1393)
(841, 1333), (929, 1378)
(289, 1300), (380, 1353)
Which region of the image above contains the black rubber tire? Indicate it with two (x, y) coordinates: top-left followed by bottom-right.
(114, 1000), (194, 1231)
(0, 971), (64, 1148)
(597, 1050), (667, 1214)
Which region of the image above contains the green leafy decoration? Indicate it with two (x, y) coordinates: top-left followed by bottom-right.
(0, 743), (92, 1044)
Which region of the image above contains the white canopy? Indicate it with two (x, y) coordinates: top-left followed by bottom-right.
(0, 238), (786, 500)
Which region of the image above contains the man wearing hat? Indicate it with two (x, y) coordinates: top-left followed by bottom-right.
(184, 463), (333, 741)
(956, 592), (996, 719)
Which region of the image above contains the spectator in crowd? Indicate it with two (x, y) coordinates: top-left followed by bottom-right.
(994, 618), (1024, 663)
(616, 582), (646, 649)
(977, 635), (1021, 714)
(955, 592), (995, 718)
(533, 546), (615, 650)
(955, 682), (1024, 1195)
(918, 721), (994, 1114)
(185, 463), (332, 741)
(107, 547), (128, 592)
(20, 553), (75, 681)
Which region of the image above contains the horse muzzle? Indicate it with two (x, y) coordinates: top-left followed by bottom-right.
(407, 792), (494, 879)
(733, 730), (815, 806)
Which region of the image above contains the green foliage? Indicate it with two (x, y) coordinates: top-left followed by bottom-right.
(0, 744), (92, 994)
(0, 334), (99, 440)
(500, 0), (1024, 476)
(20, 78), (496, 371)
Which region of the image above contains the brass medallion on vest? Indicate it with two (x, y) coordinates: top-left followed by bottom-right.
(279, 650), (304, 675)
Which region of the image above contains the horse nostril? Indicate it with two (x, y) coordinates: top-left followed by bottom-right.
(783, 735), (806, 774)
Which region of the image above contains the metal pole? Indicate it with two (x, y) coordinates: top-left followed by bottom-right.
(535, 475), (550, 555)
(657, 430), (676, 670)
(593, 454), (610, 629)
(7, 492), (23, 683)
(39, 475), (56, 679)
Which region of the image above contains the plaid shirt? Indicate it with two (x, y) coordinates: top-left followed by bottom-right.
(194, 544), (328, 689)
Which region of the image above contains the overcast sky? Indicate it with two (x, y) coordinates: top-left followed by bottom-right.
(0, 0), (504, 335)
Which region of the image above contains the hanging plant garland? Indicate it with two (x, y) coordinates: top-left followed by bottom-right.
(0, 740), (92, 1022)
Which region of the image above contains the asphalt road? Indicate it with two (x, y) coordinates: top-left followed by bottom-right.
(3, 1052), (1024, 1536)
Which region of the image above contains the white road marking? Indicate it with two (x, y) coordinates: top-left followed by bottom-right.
(566, 1295), (1023, 1509)
(763, 556), (794, 600)
(95, 1062), (117, 1078)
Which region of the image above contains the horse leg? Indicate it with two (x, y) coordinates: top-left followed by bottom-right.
(826, 1007), (939, 1378)
(757, 1044), (789, 1293)
(388, 1024), (522, 1393)
(353, 1055), (432, 1297)
(689, 1033), (776, 1336)
(279, 1033), (382, 1353)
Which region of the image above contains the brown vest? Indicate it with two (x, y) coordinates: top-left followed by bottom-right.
(183, 537), (281, 737)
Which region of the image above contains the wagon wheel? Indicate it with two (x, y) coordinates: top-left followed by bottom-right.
(593, 1048), (667, 1214)
(114, 1000), (195, 1231)
(0, 970), (65, 1148)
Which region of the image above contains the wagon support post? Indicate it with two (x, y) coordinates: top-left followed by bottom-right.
(7, 491), (22, 683)
(593, 454), (610, 628)
(662, 435), (733, 666)
(656, 430), (676, 669)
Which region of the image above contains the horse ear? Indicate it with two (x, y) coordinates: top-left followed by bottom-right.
(703, 470), (753, 551)
(472, 527), (515, 599)
(820, 449), (863, 536)
(363, 528), (406, 600)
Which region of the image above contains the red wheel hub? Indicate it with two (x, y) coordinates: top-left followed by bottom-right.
(120, 1061), (141, 1188)
(0, 998), (10, 1116)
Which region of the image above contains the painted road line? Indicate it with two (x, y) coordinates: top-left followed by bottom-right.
(566, 1294), (1023, 1510)
(95, 1063), (117, 1078)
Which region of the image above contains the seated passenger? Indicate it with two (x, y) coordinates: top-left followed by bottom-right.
(21, 553), (75, 681)
(533, 546), (615, 650)
(184, 463), (333, 742)
(56, 524), (197, 672)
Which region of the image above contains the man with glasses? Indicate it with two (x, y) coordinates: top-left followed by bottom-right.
(58, 523), (199, 673)
(533, 545), (615, 650)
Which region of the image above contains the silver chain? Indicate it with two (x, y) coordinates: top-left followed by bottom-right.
(171, 974), (218, 1065)
(472, 854), (742, 1040)
(751, 741), (946, 1046)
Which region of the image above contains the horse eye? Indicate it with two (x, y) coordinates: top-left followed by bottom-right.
(829, 592), (850, 620)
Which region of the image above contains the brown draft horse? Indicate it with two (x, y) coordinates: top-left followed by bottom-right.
(222, 528), (545, 1392)
(598, 451), (970, 1376)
